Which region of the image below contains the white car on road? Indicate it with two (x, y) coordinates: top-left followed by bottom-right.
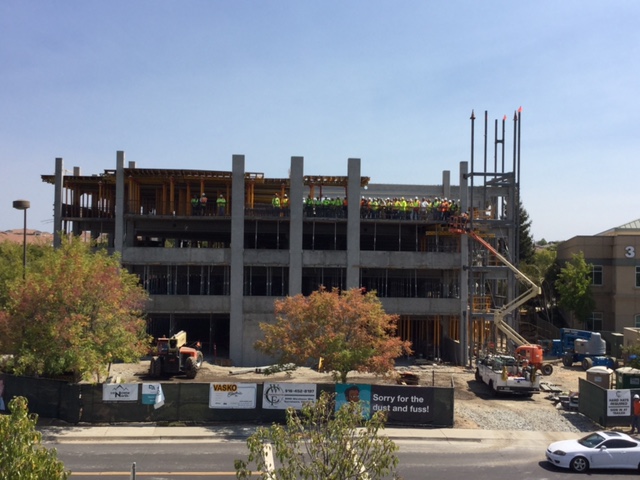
(546, 431), (640, 472)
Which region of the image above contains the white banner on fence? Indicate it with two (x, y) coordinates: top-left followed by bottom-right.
(607, 389), (631, 416)
(262, 383), (317, 410)
(209, 383), (257, 409)
(142, 383), (165, 409)
(102, 384), (139, 402)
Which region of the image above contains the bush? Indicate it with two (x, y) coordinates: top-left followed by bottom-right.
(235, 391), (402, 480)
(0, 396), (70, 479)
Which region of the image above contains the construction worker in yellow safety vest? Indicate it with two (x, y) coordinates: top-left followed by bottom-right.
(272, 193), (281, 216)
(400, 197), (408, 220)
(305, 196), (314, 216)
(370, 198), (378, 219)
(216, 194), (226, 216)
(432, 197), (441, 220)
(393, 198), (401, 219)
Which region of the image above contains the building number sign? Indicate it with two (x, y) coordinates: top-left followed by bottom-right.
(625, 246), (635, 258)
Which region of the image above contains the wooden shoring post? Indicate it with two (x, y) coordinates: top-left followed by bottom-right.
(187, 183), (192, 215)
(246, 181), (254, 209)
(161, 182), (167, 215)
(169, 177), (175, 215)
(128, 175), (135, 214)
(98, 182), (103, 218)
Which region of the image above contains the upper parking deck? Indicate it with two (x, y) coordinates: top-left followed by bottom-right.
(42, 166), (372, 220)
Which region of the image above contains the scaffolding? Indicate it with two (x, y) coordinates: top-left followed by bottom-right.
(462, 108), (530, 364)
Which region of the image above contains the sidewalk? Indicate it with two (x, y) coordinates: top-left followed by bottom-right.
(37, 420), (579, 445)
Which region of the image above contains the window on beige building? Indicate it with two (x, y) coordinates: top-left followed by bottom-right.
(587, 311), (603, 331)
(636, 266), (640, 288)
(635, 314), (640, 328)
(590, 265), (603, 286)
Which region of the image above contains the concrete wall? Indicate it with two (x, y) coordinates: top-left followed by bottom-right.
(360, 251), (460, 269)
(123, 247), (229, 264)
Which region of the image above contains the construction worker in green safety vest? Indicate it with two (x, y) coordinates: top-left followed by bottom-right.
(370, 198), (378, 218)
(432, 198), (441, 220)
(305, 196), (314, 216)
(272, 193), (281, 216)
(400, 197), (408, 220)
(216, 194), (226, 216)
(191, 194), (200, 216)
(332, 197), (341, 217)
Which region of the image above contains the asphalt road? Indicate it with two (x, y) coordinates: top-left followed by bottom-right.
(50, 439), (639, 479)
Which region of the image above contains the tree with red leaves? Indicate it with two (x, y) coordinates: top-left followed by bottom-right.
(0, 237), (151, 382)
(255, 287), (412, 383)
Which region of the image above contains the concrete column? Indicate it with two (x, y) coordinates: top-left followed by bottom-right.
(114, 151), (125, 254)
(229, 154), (245, 365)
(346, 158), (361, 289)
(53, 158), (64, 248)
(442, 170), (451, 199)
(288, 156), (304, 295)
(459, 161), (470, 366)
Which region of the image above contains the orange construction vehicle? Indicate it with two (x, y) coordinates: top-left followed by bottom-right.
(149, 330), (204, 379)
(515, 344), (554, 376)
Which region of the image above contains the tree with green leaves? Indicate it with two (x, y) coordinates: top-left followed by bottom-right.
(520, 244), (561, 325)
(234, 391), (401, 480)
(554, 252), (595, 328)
(0, 396), (70, 479)
(623, 344), (640, 370)
(517, 200), (535, 264)
(255, 287), (412, 383)
(0, 242), (22, 309)
(0, 237), (151, 382)
(0, 241), (49, 310)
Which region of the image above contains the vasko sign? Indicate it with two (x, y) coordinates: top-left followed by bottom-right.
(212, 384), (238, 392)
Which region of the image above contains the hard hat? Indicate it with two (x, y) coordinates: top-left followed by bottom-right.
(635, 394), (639, 399)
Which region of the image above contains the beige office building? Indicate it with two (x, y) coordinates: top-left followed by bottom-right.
(557, 219), (640, 333)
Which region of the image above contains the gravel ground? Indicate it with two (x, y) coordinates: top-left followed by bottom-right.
(454, 400), (601, 432)
(393, 362), (610, 433)
(444, 364), (609, 433)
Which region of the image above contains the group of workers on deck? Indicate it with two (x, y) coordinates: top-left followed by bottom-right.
(191, 193), (226, 216)
(188, 191), (463, 222)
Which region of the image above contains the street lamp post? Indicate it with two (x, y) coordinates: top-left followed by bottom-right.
(12, 200), (30, 280)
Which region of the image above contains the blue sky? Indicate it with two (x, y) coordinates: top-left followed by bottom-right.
(1, 1), (638, 242)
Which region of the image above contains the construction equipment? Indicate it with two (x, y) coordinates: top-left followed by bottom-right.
(450, 217), (554, 375)
(514, 344), (555, 376)
(149, 330), (204, 379)
(475, 353), (541, 396)
(552, 328), (618, 371)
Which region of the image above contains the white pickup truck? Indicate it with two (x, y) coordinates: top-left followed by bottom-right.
(475, 354), (541, 396)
